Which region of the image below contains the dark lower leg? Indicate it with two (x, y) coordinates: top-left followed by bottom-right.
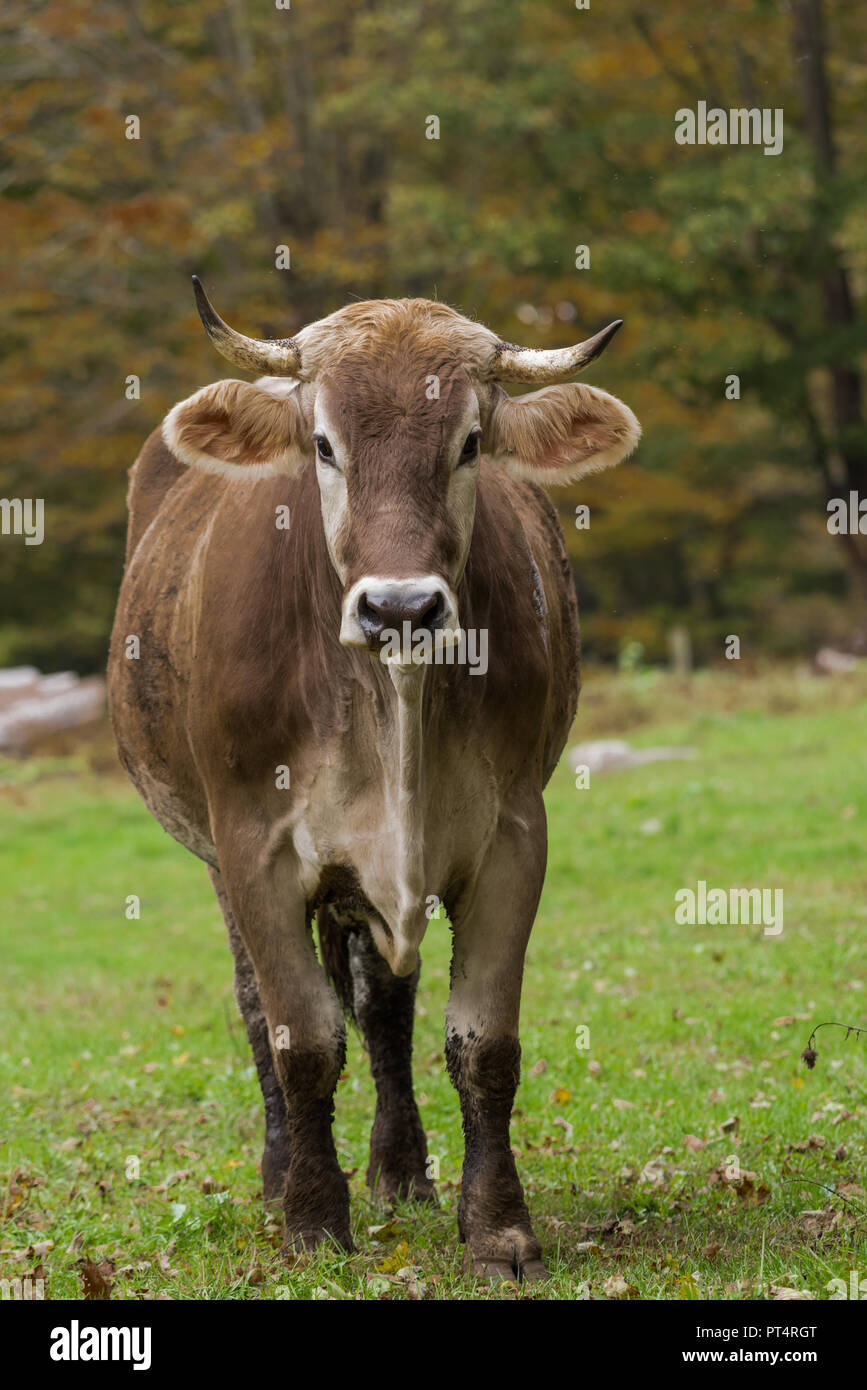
(278, 1042), (352, 1251)
(446, 1031), (543, 1277)
(348, 927), (435, 1203)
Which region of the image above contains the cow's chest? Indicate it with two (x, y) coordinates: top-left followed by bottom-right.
(290, 720), (500, 950)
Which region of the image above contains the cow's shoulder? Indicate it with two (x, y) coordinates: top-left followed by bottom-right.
(124, 426), (188, 561)
(471, 470), (580, 781)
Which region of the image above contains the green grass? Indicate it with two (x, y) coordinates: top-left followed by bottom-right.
(1, 667), (866, 1301)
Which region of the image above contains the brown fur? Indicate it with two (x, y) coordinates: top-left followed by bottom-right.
(108, 295), (638, 1276)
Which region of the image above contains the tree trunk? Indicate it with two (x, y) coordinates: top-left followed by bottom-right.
(789, 0), (867, 593)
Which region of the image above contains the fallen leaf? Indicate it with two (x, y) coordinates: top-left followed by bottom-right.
(640, 1159), (667, 1186)
(789, 1135), (825, 1153)
(78, 1258), (114, 1301)
(553, 1116), (574, 1141)
(604, 1273), (639, 1300)
(377, 1239), (412, 1273)
(367, 1218), (402, 1240)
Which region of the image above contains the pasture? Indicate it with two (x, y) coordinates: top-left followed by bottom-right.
(2, 665), (865, 1301)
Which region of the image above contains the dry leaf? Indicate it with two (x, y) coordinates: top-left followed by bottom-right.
(604, 1273), (639, 1300)
(78, 1258), (114, 1300)
(553, 1116), (574, 1141)
(640, 1160), (667, 1186)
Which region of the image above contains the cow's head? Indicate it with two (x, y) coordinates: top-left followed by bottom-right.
(165, 279), (640, 657)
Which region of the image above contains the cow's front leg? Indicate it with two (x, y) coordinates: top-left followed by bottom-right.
(209, 867), (291, 1204)
(215, 832), (351, 1254)
(446, 809), (547, 1282)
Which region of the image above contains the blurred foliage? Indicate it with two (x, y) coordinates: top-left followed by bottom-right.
(0, 0), (865, 669)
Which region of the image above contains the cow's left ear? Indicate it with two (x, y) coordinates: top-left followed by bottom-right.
(486, 383), (641, 483)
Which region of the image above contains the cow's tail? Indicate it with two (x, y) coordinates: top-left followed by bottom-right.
(316, 903), (358, 1020)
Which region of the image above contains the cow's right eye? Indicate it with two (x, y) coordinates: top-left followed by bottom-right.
(315, 435), (334, 463)
(459, 429), (481, 464)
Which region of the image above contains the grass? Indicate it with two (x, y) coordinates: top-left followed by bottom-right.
(1, 663), (866, 1301)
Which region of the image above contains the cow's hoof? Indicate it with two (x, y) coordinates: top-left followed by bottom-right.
(462, 1231), (547, 1284)
(283, 1162), (351, 1252)
(283, 1226), (354, 1256)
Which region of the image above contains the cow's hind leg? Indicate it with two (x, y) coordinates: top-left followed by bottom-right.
(209, 867), (291, 1205)
(320, 907), (436, 1205)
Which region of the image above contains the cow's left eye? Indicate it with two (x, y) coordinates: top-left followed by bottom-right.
(315, 435), (335, 464)
(459, 430), (481, 465)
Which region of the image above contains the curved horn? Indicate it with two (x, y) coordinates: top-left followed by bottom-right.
(191, 276), (304, 377)
(489, 319), (623, 384)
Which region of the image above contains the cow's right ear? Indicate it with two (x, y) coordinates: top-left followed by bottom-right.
(162, 379), (308, 479)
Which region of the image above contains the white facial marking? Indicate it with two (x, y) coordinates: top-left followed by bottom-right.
(445, 395), (482, 572)
(340, 575), (460, 652)
(312, 396), (350, 580)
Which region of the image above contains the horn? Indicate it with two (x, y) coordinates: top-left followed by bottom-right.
(489, 319), (623, 384)
(191, 276), (304, 377)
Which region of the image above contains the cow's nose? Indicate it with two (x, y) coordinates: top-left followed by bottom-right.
(339, 575), (461, 651)
(358, 586), (445, 644)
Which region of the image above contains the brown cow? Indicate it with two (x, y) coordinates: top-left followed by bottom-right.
(108, 282), (640, 1280)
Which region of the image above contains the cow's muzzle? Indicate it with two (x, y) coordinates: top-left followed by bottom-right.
(339, 576), (461, 657)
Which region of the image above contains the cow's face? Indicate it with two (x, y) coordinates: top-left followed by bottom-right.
(310, 357), (481, 650)
(165, 290), (641, 657)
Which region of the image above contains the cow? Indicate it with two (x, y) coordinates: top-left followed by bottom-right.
(108, 280), (640, 1281)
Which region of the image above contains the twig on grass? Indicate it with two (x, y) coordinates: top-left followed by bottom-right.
(800, 1019), (867, 1070)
